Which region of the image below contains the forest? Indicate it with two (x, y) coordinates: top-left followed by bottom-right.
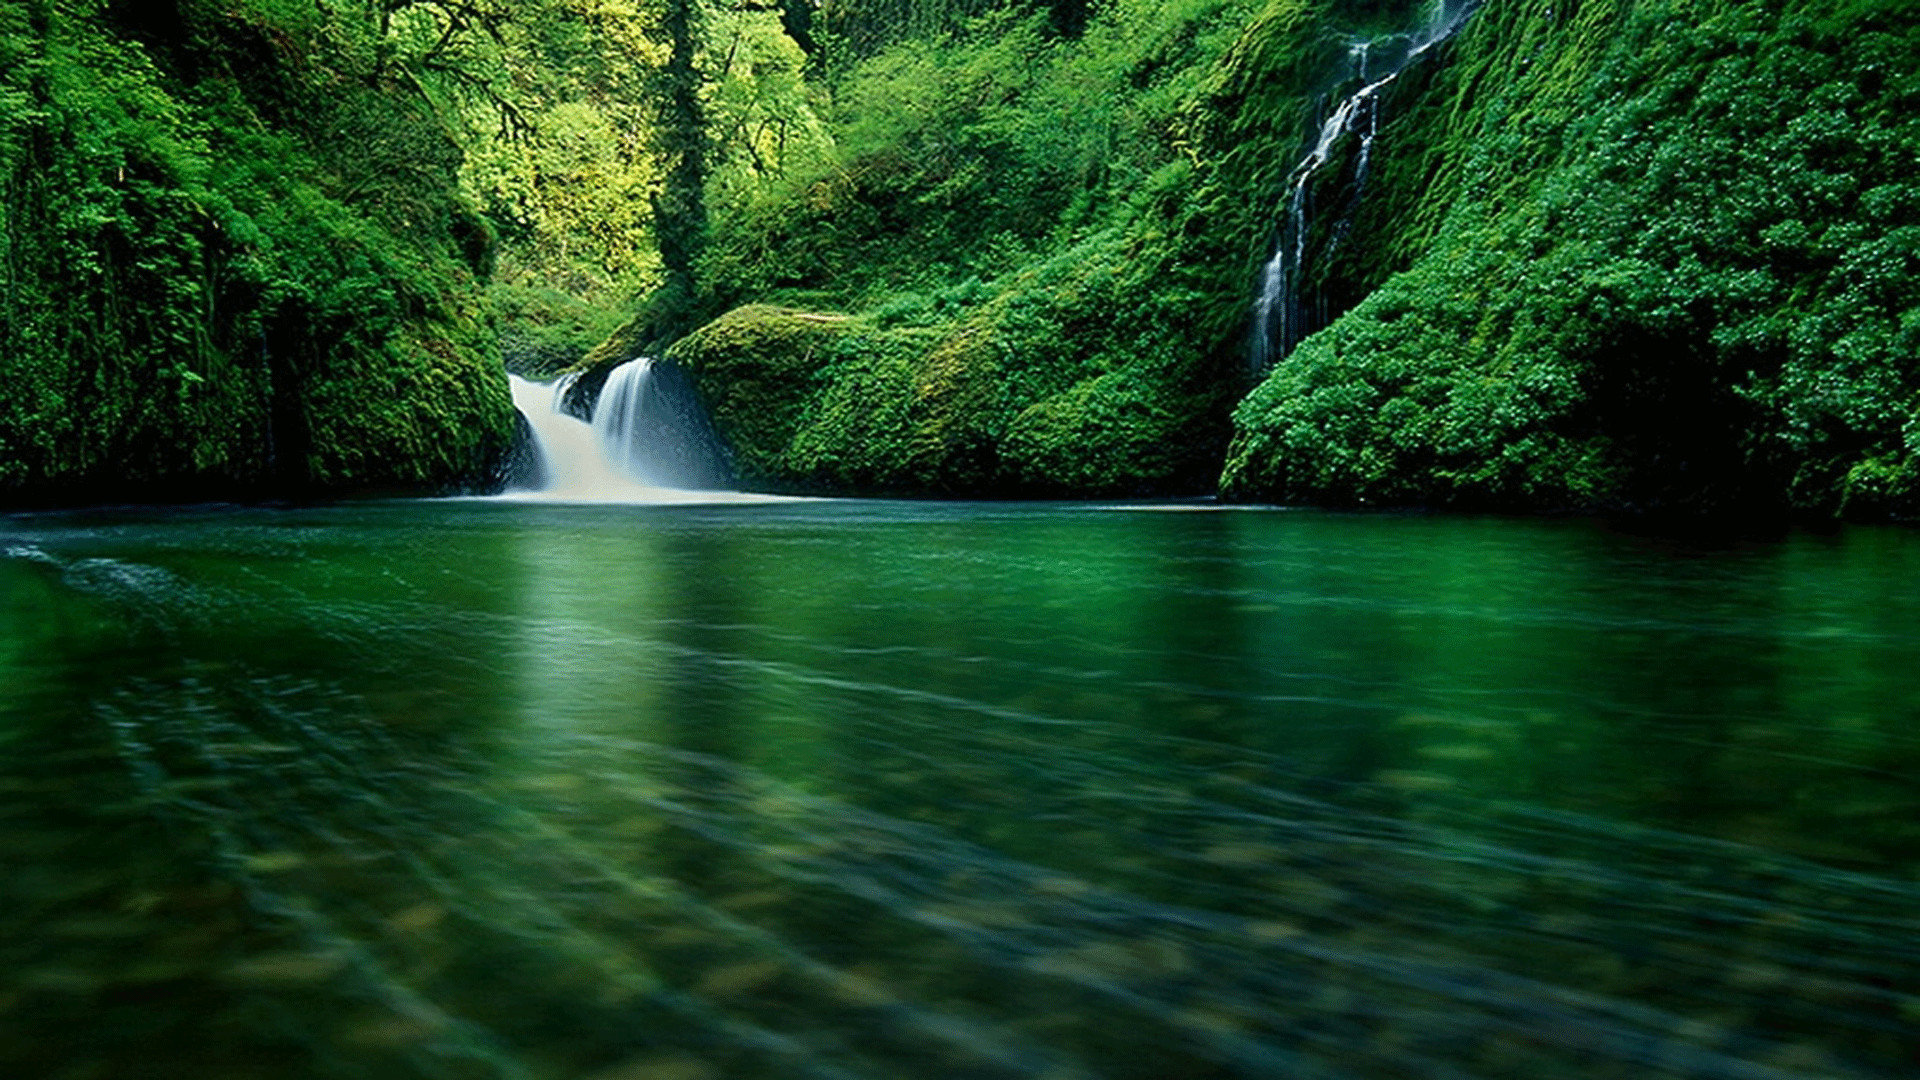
(2, 0), (1917, 515)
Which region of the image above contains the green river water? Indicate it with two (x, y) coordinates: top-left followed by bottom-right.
(1, 499), (1916, 1079)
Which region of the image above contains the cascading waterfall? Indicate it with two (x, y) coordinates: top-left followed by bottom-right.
(1251, 0), (1479, 372)
(591, 357), (733, 491)
(503, 357), (734, 502)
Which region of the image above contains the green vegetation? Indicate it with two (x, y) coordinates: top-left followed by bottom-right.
(473, 0), (827, 373)
(4, 0), (1916, 514)
(595, 0), (1319, 496)
(0, 0), (522, 502)
(1223, 0), (1920, 517)
(598, 0), (1920, 514)
(667, 232), (1241, 496)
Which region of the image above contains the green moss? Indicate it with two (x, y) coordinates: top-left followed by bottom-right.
(666, 305), (863, 484)
(1225, 0), (1920, 517)
(1005, 360), (1237, 494)
(783, 332), (929, 489)
(669, 219), (1243, 496)
(664, 302), (1008, 494)
(0, 0), (517, 505)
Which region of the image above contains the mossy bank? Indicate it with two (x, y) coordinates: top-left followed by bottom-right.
(0, 0), (518, 505)
(1224, 0), (1920, 518)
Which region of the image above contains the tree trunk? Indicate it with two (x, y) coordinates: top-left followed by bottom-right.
(653, 0), (708, 342)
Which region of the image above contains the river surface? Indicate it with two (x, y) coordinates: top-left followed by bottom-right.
(2, 500), (1917, 1080)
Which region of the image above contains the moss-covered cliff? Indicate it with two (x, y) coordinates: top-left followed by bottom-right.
(0, 0), (518, 505)
(1224, 0), (1920, 517)
(577, 0), (1918, 516)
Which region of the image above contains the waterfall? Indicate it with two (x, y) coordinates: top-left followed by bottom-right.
(1251, 0), (1478, 372)
(502, 358), (734, 503)
(590, 357), (732, 491)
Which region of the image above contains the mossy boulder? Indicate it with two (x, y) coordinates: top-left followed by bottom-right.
(662, 240), (1238, 497)
(665, 305), (862, 486)
(662, 302), (1012, 494)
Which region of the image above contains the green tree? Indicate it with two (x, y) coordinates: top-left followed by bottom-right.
(653, 0), (709, 340)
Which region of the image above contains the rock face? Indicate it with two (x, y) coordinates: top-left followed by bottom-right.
(494, 411), (550, 494)
(0, 0), (519, 506)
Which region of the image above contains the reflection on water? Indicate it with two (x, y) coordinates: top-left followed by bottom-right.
(2, 502), (1917, 1079)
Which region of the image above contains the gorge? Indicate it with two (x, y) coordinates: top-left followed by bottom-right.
(4, 0), (1915, 515)
(3, 3), (1920, 1077)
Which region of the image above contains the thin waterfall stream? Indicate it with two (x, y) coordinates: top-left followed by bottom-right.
(1251, 0), (1479, 371)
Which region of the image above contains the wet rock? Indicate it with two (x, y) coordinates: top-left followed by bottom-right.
(1245, 919), (1305, 943)
(385, 903), (447, 935)
(242, 851), (308, 874)
(338, 1012), (447, 1050)
(224, 951), (349, 985)
(1201, 842), (1277, 867)
(694, 959), (783, 999)
(823, 968), (896, 1008)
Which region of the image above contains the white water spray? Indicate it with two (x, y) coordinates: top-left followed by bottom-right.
(590, 357), (732, 491)
(502, 359), (741, 504)
(1251, 0), (1478, 372)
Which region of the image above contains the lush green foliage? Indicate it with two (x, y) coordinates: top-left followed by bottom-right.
(1224, 0), (1920, 516)
(640, 0), (1306, 496)
(0, 0), (518, 502)
(649, 0), (1920, 513)
(705, 0), (1271, 310)
(463, 0), (832, 369)
(11, 0), (1915, 513)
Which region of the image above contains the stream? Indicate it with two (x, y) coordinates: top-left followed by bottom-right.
(2, 499), (1917, 1079)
